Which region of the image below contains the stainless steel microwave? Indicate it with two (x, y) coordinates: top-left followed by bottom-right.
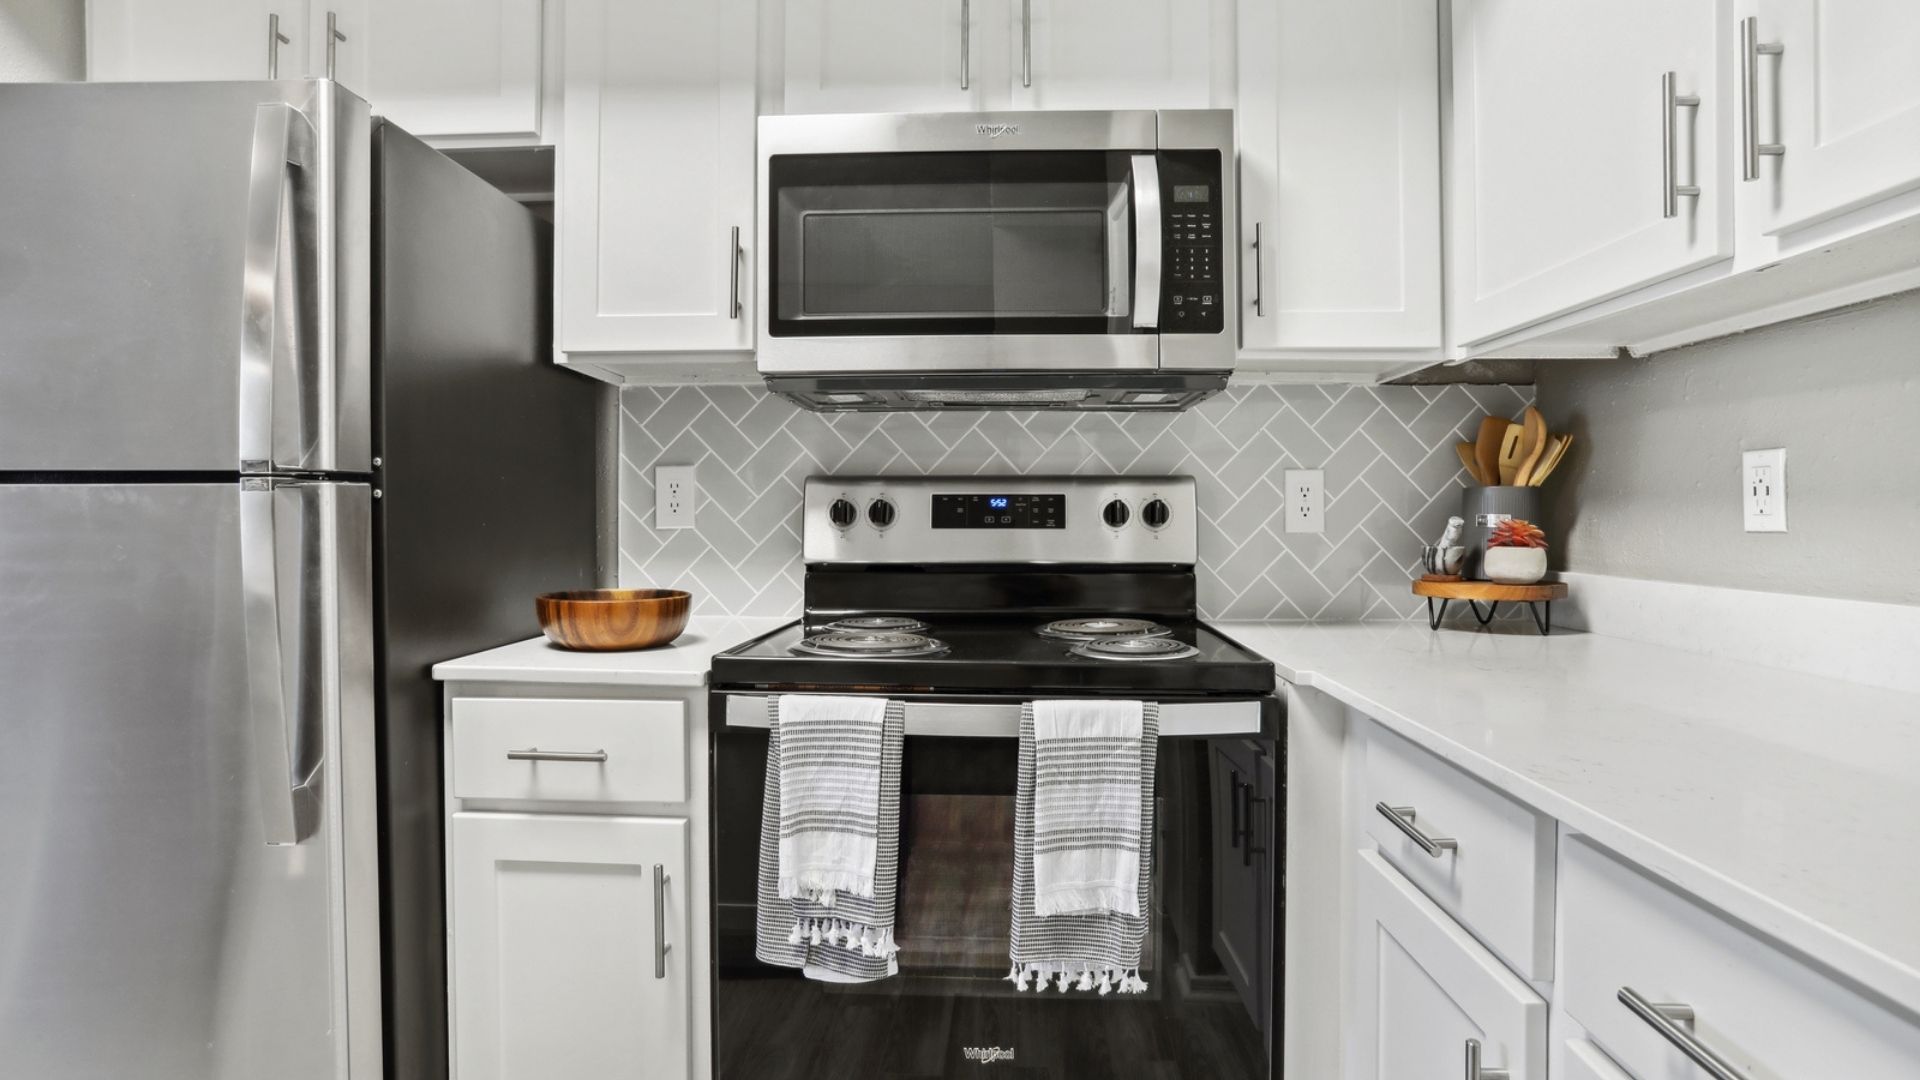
(756, 110), (1235, 411)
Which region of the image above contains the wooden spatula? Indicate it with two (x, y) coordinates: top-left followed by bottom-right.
(1454, 442), (1483, 484)
(1513, 406), (1549, 485)
(1528, 435), (1572, 485)
(1473, 416), (1507, 488)
(1496, 423), (1527, 484)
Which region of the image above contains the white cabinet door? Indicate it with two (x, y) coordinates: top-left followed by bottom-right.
(1350, 850), (1547, 1080)
(450, 812), (689, 1080)
(1007, 0), (1219, 110)
(1742, 0), (1920, 237)
(1449, 0), (1731, 346)
(784, 0), (1009, 113)
(558, 0), (755, 354)
(1236, 0), (1440, 352)
(88, 0), (304, 81)
(319, 0), (543, 142)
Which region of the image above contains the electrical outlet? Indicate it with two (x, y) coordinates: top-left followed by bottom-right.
(1284, 469), (1324, 534)
(655, 465), (697, 530)
(1742, 448), (1786, 533)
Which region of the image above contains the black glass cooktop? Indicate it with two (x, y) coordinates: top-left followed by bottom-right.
(709, 617), (1275, 696)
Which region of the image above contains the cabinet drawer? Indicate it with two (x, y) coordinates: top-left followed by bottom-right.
(1361, 725), (1555, 980)
(1559, 1038), (1633, 1080)
(451, 697), (686, 804)
(1561, 835), (1920, 1080)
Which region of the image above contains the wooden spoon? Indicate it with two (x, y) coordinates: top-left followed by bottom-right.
(1528, 435), (1573, 485)
(1473, 416), (1507, 488)
(1513, 406), (1549, 485)
(1496, 422), (1527, 484)
(1454, 442), (1483, 484)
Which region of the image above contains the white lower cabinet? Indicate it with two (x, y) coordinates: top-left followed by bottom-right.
(1351, 849), (1547, 1080)
(451, 812), (690, 1080)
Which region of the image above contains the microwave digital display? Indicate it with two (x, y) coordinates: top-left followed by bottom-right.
(932, 493), (1066, 529)
(1172, 184), (1211, 203)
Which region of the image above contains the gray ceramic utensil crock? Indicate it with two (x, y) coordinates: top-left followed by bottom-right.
(1460, 486), (1541, 580)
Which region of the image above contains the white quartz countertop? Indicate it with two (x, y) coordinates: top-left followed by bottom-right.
(1216, 621), (1920, 1017)
(431, 617), (790, 687)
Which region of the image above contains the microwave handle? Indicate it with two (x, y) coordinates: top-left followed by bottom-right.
(1130, 154), (1162, 330)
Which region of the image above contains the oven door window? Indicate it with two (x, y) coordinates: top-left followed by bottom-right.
(767, 151), (1143, 337)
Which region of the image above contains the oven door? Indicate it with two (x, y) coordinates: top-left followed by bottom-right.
(710, 693), (1281, 1080)
(758, 111), (1164, 375)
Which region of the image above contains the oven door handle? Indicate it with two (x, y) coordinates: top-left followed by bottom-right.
(1130, 153), (1163, 330)
(721, 695), (1263, 738)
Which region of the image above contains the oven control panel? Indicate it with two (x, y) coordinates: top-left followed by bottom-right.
(804, 476), (1196, 564)
(1159, 150), (1224, 335)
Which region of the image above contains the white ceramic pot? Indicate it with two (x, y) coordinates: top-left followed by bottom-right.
(1483, 546), (1547, 585)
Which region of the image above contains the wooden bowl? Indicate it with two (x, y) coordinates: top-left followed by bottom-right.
(535, 589), (692, 651)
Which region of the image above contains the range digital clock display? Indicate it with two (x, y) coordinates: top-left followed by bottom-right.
(932, 493), (1065, 529)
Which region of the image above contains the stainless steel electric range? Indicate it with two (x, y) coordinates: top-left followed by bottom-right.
(708, 476), (1282, 1080)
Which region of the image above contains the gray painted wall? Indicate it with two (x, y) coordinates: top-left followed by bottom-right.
(0, 0), (83, 81)
(1536, 289), (1920, 606)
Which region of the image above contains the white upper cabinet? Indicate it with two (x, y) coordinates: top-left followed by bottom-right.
(88, 1), (307, 82)
(783, 0), (1221, 114)
(1448, 0), (1731, 346)
(1740, 0), (1920, 240)
(1008, 0), (1219, 110)
(557, 0), (756, 356)
(319, 0), (543, 143)
(784, 0), (1006, 113)
(1235, 0), (1441, 357)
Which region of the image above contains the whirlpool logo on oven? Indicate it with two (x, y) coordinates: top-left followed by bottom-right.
(962, 1046), (1017, 1064)
(975, 123), (1021, 138)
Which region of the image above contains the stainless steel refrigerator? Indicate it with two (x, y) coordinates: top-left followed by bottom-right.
(0, 80), (606, 1080)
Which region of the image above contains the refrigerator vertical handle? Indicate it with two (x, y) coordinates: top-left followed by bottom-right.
(241, 478), (313, 846)
(239, 103), (314, 474)
(1130, 154), (1162, 330)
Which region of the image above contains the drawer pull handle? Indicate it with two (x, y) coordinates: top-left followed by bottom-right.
(1464, 1038), (1509, 1080)
(506, 748), (608, 763)
(1376, 802), (1457, 857)
(1618, 986), (1745, 1080)
(654, 864), (672, 979)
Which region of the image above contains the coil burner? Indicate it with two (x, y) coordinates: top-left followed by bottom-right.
(817, 616), (930, 634)
(1070, 635), (1200, 662)
(791, 630), (950, 658)
(1036, 617), (1173, 641)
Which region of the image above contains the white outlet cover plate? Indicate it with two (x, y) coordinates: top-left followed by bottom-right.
(1284, 468), (1325, 534)
(655, 464), (697, 530)
(1742, 448), (1786, 533)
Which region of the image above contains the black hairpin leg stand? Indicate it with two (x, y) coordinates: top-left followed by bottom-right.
(1425, 597), (1553, 635)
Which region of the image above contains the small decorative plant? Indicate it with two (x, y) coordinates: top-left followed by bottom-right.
(1483, 519), (1548, 584)
(1487, 519), (1547, 549)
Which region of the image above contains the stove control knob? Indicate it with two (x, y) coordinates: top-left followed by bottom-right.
(828, 498), (858, 529)
(1142, 498), (1172, 530)
(867, 497), (897, 529)
(1102, 498), (1131, 528)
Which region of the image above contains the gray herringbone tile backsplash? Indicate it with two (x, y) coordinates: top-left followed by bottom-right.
(617, 383), (1532, 620)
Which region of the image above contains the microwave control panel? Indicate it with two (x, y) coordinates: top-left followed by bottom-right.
(1159, 150), (1224, 335)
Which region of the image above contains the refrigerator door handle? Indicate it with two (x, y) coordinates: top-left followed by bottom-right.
(241, 478), (319, 845)
(239, 103), (315, 475)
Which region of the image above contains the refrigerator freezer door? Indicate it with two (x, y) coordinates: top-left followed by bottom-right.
(0, 80), (370, 473)
(0, 480), (378, 1080)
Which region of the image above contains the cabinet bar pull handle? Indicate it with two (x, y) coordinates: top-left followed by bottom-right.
(325, 12), (347, 81)
(729, 226), (743, 319)
(1240, 783), (1266, 868)
(1739, 16), (1785, 181)
(1618, 987), (1745, 1080)
(1662, 72), (1702, 219)
(1464, 1039), (1510, 1080)
(1228, 770), (1243, 847)
(654, 864), (672, 979)
(505, 748), (608, 763)
(1376, 802), (1457, 857)
(959, 0), (972, 91)
(266, 14), (291, 78)
(1250, 222), (1264, 317)
(1021, 0), (1032, 88)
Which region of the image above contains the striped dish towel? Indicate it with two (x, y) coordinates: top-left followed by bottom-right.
(755, 696), (904, 981)
(1009, 700), (1158, 994)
